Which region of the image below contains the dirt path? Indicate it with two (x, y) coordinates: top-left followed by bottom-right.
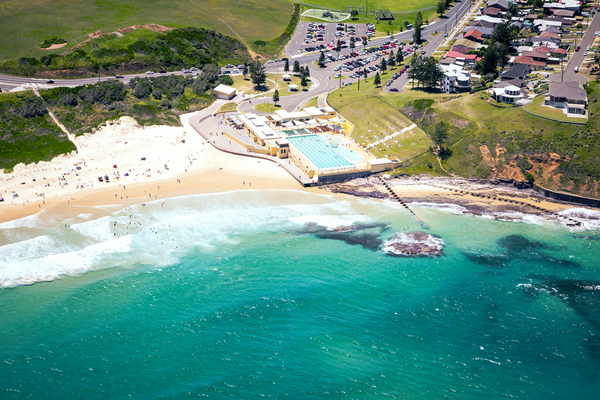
(33, 89), (79, 151)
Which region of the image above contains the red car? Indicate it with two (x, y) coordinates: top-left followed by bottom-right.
(576, 46), (581, 52)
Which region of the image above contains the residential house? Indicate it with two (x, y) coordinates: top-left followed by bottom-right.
(483, 7), (502, 17)
(464, 29), (484, 42)
(520, 50), (550, 62)
(487, 0), (509, 11)
(500, 64), (531, 80)
(470, 19), (496, 29)
(544, 82), (588, 116)
(491, 84), (526, 103)
(441, 64), (472, 93)
(512, 56), (546, 68)
(463, 26), (494, 38)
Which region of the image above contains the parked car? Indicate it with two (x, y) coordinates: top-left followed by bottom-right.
(46, 79), (54, 84)
(389, 88), (398, 92)
(115, 75), (124, 79)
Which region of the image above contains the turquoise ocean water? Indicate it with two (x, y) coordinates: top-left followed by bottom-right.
(1, 190), (599, 399)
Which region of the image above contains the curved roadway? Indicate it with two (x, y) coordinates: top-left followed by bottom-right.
(0, 0), (474, 113)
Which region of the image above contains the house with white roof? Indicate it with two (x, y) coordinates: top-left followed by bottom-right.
(440, 64), (471, 93)
(212, 84), (237, 100)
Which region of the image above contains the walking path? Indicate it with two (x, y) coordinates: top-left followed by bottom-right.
(366, 123), (416, 150)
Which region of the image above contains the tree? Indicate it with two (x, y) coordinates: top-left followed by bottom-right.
(479, 45), (498, 75)
(300, 75), (308, 90)
(249, 61), (267, 88)
(318, 51), (325, 67)
(374, 72), (381, 87)
(350, 36), (355, 52)
(336, 39), (342, 55)
(491, 21), (515, 46)
(431, 121), (448, 151)
(414, 11), (424, 45)
(293, 60), (300, 74)
(273, 89), (279, 105)
(397, 50), (404, 65)
(362, 37), (368, 50)
(388, 50), (396, 68)
(437, 0), (446, 18)
(420, 57), (444, 89)
(303, 66), (310, 77)
(350, 10), (359, 20)
(243, 64), (249, 80)
(380, 58), (387, 72)
(284, 59), (289, 73)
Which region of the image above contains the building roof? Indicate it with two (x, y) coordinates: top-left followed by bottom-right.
(494, 78), (525, 88)
(464, 29), (484, 41)
(552, 47), (567, 54)
(548, 82), (587, 101)
(521, 50), (550, 59)
(513, 56), (545, 67)
(552, 9), (575, 17)
(474, 15), (503, 24)
(239, 113), (281, 141)
(540, 31), (561, 39)
(446, 50), (478, 59)
(451, 45), (473, 54)
(213, 84), (236, 95)
(543, 25), (562, 34)
(500, 64), (530, 79)
(487, 0), (509, 11)
(483, 6), (502, 16)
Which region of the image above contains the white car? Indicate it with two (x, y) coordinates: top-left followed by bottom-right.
(596, 31), (599, 35)
(584, 51), (588, 56)
(146, 71), (154, 74)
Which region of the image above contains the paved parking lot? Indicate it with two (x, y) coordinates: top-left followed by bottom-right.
(286, 22), (372, 55)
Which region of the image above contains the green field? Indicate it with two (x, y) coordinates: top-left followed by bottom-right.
(0, 0), (295, 62)
(298, 0), (437, 12)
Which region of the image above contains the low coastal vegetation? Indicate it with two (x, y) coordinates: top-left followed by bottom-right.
(3, 27), (249, 78)
(0, 93), (75, 171)
(41, 66), (224, 135)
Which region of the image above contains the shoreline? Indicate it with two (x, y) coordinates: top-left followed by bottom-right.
(0, 112), (599, 227)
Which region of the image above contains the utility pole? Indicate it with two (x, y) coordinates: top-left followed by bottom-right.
(339, 72), (342, 88)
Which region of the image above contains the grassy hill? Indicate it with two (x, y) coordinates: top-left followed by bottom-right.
(327, 67), (600, 198)
(0, 0), (294, 62)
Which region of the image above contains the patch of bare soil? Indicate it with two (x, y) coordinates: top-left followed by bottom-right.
(117, 24), (173, 34)
(40, 43), (67, 50)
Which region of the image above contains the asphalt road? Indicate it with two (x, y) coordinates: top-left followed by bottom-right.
(0, 0), (473, 111)
(549, 12), (600, 83)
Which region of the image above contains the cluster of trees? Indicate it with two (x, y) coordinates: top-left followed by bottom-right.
(407, 54), (444, 89)
(41, 67), (223, 135)
(3, 27), (249, 77)
(476, 22), (517, 76)
(0, 93), (74, 170)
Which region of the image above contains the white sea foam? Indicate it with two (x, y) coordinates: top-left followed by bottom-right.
(288, 214), (369, 229)
(0, 236), (132, 288)
(410, 202), (468, 215)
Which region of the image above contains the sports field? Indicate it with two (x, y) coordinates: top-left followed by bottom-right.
(298, 0), (437, 12)
(0, 0), (294, 62)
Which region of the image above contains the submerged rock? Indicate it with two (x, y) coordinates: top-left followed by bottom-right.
(299, 222), (389, 250)
(382, 231), (444, 257)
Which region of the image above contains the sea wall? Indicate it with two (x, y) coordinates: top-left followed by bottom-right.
(532, 184), (600, 208)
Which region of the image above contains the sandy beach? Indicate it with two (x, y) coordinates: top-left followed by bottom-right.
(1, 112), (599, 228)
(0, 113), (299, 224)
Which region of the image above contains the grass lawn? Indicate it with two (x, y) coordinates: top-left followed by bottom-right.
(255, 103), (282, 113)
(0, 0), (294, 62)
(267, 74), (312, 97)
(230, 75), (275, 95)
(327, 74), (434, 161)
(302, 96), (319, 108)
(302, 0), (437, 12)
(217, 102), (238, 113)
(524, 95), (588, 123)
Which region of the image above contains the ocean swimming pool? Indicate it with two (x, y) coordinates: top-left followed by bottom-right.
(287, 135), (363, 170)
